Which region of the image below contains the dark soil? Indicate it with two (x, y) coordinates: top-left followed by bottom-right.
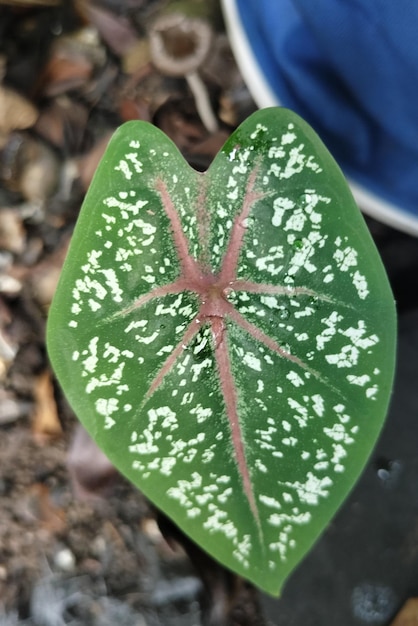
(1, 2), (418, 625)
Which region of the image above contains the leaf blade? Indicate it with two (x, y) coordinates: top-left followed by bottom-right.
(47, 108), (396, 595)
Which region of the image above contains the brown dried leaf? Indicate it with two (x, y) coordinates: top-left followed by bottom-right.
(35, 97), (88, 149)
(188, 128), (231, 158)
(41, 54), (93, 97)
(122, 39), (151, 75)
(75, 131), (114, 191)
(38, 28), (106, 98)
(118, 96), (151, 123)
(67, 424), (119, 501)
(390, 599), (418, 626)
(87, 4), (139, 57)
(32, 370), (62, 441)
(29, 483), (66, 534)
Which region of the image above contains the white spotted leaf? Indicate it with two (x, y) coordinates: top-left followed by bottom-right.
(47, 107), (396, 595)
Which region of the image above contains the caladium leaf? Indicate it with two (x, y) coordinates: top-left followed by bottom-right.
(47, 107), (396, 595)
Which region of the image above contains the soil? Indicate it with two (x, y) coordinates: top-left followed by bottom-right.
(1, 2), (418, 625)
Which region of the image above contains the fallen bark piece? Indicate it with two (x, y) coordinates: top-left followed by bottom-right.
(32, 370), (62, 441)
(0, 85), (38, 139)
(0, 209), (26, 254)
(390, 599), (418, 626)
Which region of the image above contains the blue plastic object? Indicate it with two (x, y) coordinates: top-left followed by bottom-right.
(222, 0), (418, 234)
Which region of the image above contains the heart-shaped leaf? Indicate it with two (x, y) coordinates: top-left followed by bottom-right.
(47, 107), (396, 595)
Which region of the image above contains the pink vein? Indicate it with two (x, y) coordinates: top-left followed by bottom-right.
(230, 281), (335, 305)
(218, 166), (266, 284)
(115, 278), (193, 318)
(211, 316), (261, 530)
(223, 302), (326, 384)
(144, 317), (203, 402)
(155, 178), (202, 282)
(196, 176), (211, 273)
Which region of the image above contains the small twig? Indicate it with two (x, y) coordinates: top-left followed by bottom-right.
(185, 70), (218, 133)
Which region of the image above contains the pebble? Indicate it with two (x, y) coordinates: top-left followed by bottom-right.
(54, 548), (76, 572)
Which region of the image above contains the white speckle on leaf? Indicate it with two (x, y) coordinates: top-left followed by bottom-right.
(269, 145), (286, 159)
(286, 371), (304, 387)
(95, 397), (118, 429)
(281, 131), (296, 145)
(82, 337), (99, 373)
(85, 362), (125, 395)
(125, 152), (143, 173)
(255, 459), (268, 473)
(190, 358), (212, 383)
(316, 312), (343, 350)
(135, 330), (159, 345)
(312, 394), (325, 417)
(352, 270), (369, 299)
(250, 124), (267, 139)
(324, 423), (354, 445)
(268, 509), (311, 561)
(160, 457), (176, 476)
(331, 443), (347, 472)
(115, 159), (132, 180)
(366, 385), (378, 399)
(227, 187), (239, 201)
(255, 246), (284, 276)
(259, 494), (282, 510)
(272, 197), (294, 227)
(333, 404), (351, 423)
(342, 321), (379, 350)
(287, 232), (323, 276)
(282, 437), (298, 446)
(284, 208), (306, 232)
(325, 344), (359, 368)
(287, 398), (309, 428)
(99, 269), (123, 303)
(282, 472), (333, 506)
(334, 245), (358, 271)
(243, 353), (261, 372)
(125, 319), (148, 333)
(347, 374), (371, 386)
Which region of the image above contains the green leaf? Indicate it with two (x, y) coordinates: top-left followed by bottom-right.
(47, 107), (396, 596)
